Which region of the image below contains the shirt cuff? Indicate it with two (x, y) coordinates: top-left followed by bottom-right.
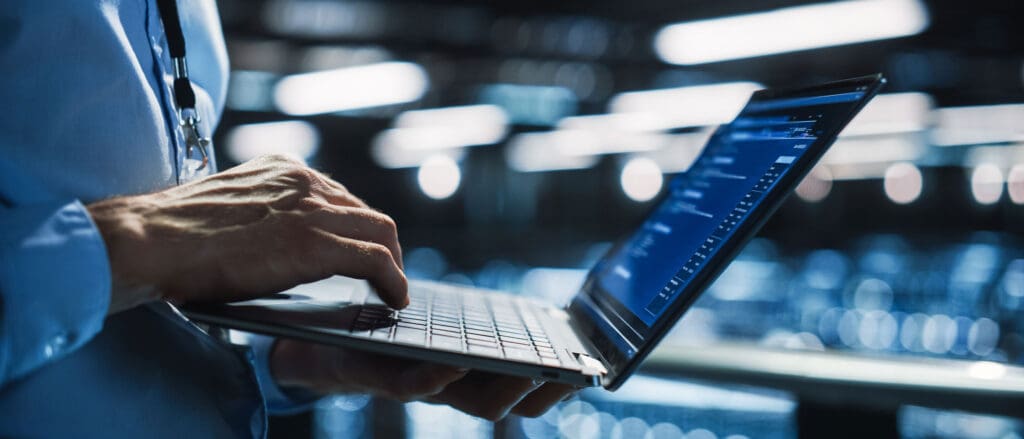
(0, 200), (112, 385)
(246, 333), (321, 415)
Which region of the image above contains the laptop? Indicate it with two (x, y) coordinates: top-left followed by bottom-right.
(184, 74), (885, 391)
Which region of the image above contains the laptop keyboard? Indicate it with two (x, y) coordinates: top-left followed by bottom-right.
(349, 282), (566, 368)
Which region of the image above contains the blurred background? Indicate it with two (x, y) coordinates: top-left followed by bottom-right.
(210, 0), (1024, 437)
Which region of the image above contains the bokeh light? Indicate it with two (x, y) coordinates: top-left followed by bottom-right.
(417, 155), (462, 200)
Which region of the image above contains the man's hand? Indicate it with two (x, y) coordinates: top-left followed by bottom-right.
(270, 340), (580, 421)
(88, 155), (407, 314)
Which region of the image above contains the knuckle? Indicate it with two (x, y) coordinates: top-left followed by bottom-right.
(364, 243), (393, 265)
(364, 211), (398, 235)
(279, 165), (318, 187)
(295, 167), (321, 187)
(264, 153), (303, 166)
(315, 169), (344, 188)
(379, 214), (398, 233)
(269, 188), (308, 210)
(297, 196), (330, 213)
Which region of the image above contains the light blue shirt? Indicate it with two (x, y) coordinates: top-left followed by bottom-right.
(0, 1), (313, 436)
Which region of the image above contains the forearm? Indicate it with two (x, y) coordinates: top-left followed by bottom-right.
(77, 156), (409, 313)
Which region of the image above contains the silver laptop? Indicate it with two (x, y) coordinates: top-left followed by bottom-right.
(184, 75), (885, 390)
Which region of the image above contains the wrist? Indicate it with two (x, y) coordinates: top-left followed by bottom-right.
(87, 195), (165, 314)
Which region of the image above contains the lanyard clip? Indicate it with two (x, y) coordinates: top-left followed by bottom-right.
(180, 110), (210, 170)
(170, 54), (209, 171)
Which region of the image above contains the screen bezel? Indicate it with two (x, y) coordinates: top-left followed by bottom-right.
(567, 74), (887, 391)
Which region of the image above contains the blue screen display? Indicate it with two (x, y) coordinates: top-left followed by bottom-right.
(595, 90), (867, 329)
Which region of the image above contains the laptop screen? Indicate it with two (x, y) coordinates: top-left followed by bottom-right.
(570, 75), (884, 389)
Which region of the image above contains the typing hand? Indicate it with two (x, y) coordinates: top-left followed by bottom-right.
(87, 155), (408, 314)
(270, 339), (580, 421)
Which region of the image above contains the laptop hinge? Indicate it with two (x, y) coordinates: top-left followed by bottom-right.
(565, 297), (624, 374)
(544, 306), (611, 378)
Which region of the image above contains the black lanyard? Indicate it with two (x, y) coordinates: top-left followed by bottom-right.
(155, 0), (210, 169)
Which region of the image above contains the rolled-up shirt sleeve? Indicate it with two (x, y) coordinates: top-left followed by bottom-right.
(0, 199), (112, 387)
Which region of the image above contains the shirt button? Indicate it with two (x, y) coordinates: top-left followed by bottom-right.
(43, 332), (72, 358)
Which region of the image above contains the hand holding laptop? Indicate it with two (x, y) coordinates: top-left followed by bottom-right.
(89, 152), (569, 419)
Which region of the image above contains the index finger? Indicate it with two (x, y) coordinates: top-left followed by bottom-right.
(312, 230), (409, 308)
(422, 372), (543, 421)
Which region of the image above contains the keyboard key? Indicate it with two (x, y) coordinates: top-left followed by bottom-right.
(499, 337), (530, 347)
(393, 317), (421, 327)
(540, 358), (561, 367)
(430, 335), (463, 352)
(465, 328), (494, 337)
(463, 319), (493, 329)
(465, 325), (494, 334)
(498, 327), (527, 336)
(432, 317), (460, 326)
(430, 327), (461, 338)
(468, 345), (502, 358)
(502, 348), (539, 363)
(370, 329), (393, 340)
(466, 333), (493, 343)
(432, 327), (461, 336)
(467, 337), (497, 347)
(498, 327), (528, 336)
(430, 317), (458, 327)
(393, 328), (426, 345)
(495, 331), (528, 341)
(538, 350), (557, 359)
